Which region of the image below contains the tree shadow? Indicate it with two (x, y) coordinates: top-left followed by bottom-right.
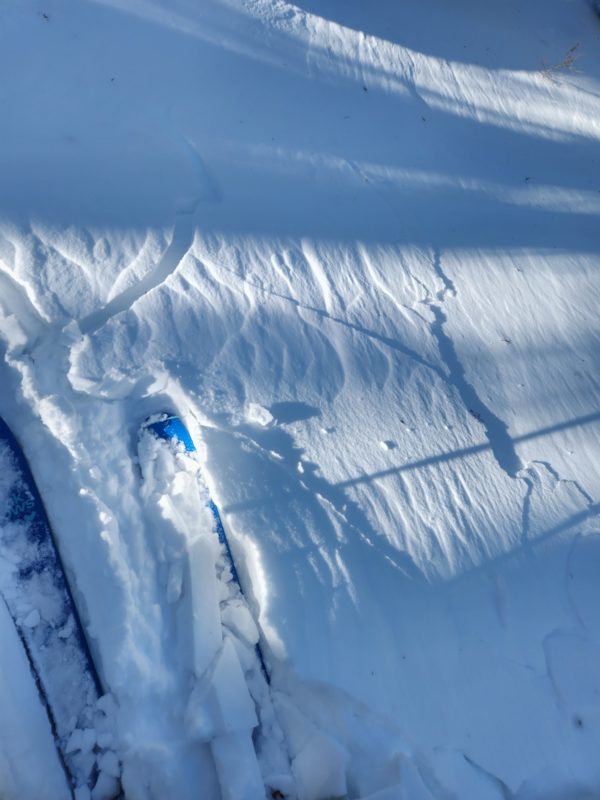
(216, 422), (427, 585)
(335, 412), (600, 489)
(200, 409), (600, 790)
(293, 0), (599, 72)
(1, 0), (598, 251)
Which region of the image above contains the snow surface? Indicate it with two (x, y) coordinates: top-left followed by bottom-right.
(0, 597), (71, 799)
(0, 435), (121, 797)
(0, 0), (599, 797)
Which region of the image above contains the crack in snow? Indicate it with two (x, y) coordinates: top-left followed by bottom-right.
(531, 459), (595, 508)
(461, 752), (513, 799)
(78, 136), (211, 338)
(419, 250), (596, 603)
(432, 246), (457, 301)
(519, 470), (535, 544)
(78, 205), (197, 336)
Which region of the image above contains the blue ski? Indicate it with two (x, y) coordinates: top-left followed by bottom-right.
(0, 416), (121, 798)
(142, 413), (271, 683)
(140, 413), (295, 798)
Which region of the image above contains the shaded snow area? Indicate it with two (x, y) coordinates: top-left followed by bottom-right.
(0, 0), (599, 797)
(0, 434), (121, 799)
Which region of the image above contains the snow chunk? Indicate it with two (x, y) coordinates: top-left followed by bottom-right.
(293, 730), (349, 800)
(221, 600), (260, 647)
(211, 731), (265, 800)
(207, 636), (258, 734)
(245, 403), (274, 427)
(58, 614), (75, 639)
(91, 770), (120, 800)
(166, 559), (184, 603)
(97, 751), (120, 779)
(66, 728), (96, 755)
(22, 608), (40, 628)
(189, 536), (223, 678)
(380, 440), (397, 451)
(96, 732), (114, 749)
(186, 638), (257, 742)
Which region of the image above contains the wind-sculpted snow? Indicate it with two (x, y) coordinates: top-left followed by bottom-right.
(0, 0), (599, 797)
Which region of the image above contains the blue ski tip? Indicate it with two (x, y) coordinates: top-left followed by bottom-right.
(144, 414), (196, 453)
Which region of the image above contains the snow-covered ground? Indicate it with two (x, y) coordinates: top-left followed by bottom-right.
(1, 0), (599, 797)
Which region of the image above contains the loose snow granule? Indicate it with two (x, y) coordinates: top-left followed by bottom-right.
(22, 608), (40, 627)
(66, 729), (84, 754)
(80, 728), (97, 754)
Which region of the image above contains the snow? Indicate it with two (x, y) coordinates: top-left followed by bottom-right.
(0, 432), (122, 796)
(0, 0), (599, 797)
(0, 597), (71, 799)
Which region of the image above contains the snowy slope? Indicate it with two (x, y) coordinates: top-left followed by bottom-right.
(0, 0), (599, 797)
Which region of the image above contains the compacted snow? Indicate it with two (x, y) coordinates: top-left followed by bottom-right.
(0, 0), (599, 798)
